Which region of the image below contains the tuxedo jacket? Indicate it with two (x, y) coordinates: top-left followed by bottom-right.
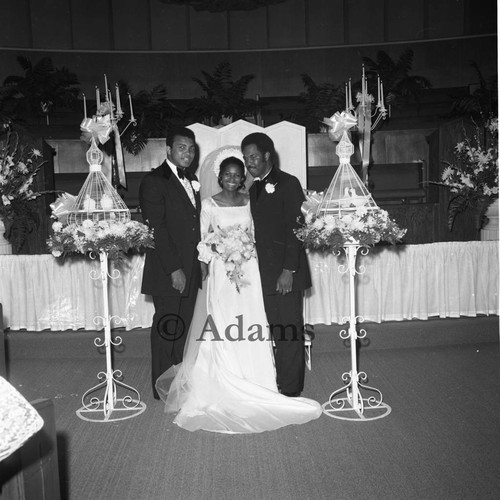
(139, 160), (201, 297)
(249, 167), (311, 295)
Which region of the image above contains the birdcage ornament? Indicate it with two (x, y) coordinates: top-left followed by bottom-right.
(316, 131), (379, 217)
(66, 137), (130, 224)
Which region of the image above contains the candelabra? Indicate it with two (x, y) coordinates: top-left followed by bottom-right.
(345, 66), (388, 187)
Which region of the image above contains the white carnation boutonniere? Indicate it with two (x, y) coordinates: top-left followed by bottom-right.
(191, 180), (201, 193)
(265, 182), (277, 194)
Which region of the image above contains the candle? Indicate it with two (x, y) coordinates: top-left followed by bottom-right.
(128, 93), (135, 121)
(95, 86), (100, 109)
(83, 93), (87, 119)
(377, 75), (381, 106)
(348, 79), (352, 109)
(104, 74), (109, 101)
(108, 90), (114, 120)
(115, 84), (122, 114)
(345, 83), (348, 112)
(381, 82), (384, 109)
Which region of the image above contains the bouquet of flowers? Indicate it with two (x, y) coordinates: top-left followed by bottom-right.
(47, 218), (154, 262)
(295, 206), (406, 252)
(0, 131), (47, 251)
(439, 117), (498, 229)
(199, 224), (256, 292)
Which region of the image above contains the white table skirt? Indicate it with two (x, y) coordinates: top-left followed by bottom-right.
(0, 241), (498, 331)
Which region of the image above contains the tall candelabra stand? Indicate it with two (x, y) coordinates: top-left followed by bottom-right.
(345, 65), (388, 187)
(76, 251), (146, 422)
(322, 243), (391, 421)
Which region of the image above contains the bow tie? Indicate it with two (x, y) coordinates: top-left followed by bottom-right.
(177, 167), (188, 180)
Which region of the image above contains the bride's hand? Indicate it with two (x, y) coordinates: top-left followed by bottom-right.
(200, 262), (209, 281)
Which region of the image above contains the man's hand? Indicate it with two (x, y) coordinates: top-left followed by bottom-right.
(200, 262), (209, 281)
(171, 269), (187, 293)
(276, 269), (294, 295)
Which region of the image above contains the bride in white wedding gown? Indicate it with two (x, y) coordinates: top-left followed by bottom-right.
(156, 149), (322, 433)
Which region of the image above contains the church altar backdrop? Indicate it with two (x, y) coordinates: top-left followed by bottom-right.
(1, 241), (497, 332)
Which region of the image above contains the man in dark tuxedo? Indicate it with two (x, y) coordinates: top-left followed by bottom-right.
(139, 126), (201, 399)
(241, 132), (311, 397)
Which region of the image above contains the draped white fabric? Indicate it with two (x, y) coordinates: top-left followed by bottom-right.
(0, 241), (497, 331)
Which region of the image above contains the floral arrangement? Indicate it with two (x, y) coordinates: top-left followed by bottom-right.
(198, 224), (256, 292)
(439, 117), (498, 229)
(295, 206), (406, 252)
(47, 219), (154, 262)
(0, 130), (47, 251)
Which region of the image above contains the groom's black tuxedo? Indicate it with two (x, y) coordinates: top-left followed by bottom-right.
(140, 160), (201, 397)
(250, 167), (311, 394)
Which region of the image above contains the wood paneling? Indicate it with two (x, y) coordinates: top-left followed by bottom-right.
(111, 0), (150, 50)
(268, 0), (306, 48)
(0, 0), (31, 48)
(307, 0), (344, 46)
(347, 0), (384, 44)
(150, 3), (189, 50)
(386, 0), (425, 41)
(30, 0), (72, 49)
(229, 8), (268, 50)
(190, 9), (228, 50)
(71, 0), (112, 50)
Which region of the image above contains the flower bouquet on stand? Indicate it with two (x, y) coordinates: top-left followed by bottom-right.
(437, 117), (498, 233)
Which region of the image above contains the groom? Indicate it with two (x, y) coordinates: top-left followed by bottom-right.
(241, 132), (311, 397)
(139, 126), (201, 399)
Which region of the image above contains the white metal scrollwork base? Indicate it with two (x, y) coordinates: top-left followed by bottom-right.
(322, 243), (391, 421)
(76, 251), (146, 422)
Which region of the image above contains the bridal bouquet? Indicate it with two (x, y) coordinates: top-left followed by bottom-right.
(295, 206), (406, 252)
(199, 224), (256, 292)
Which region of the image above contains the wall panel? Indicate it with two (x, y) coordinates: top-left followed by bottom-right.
(268, 0), (306, 48)
(111, 0), (150, 50)
(0, 0), (31, 48)
(31, 0), (72, 49)
(347, 0), (384, 45)
(426, 0), (465, 39)
(71, 0), (112, 50)
(229, 8), (268, 50)
(386, 0), (425, 41)
(150, 3), (189, 50)
(307, 0), (344, 47)
(190, 9), (228, 50)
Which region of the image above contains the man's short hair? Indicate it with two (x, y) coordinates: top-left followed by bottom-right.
(241, 132), (276, 159)
(166, 126), (195, 148)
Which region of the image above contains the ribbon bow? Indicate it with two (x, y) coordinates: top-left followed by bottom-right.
(322, 111), (358, 142)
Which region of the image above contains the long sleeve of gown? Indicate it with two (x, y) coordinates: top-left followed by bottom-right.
(197, 199), (213, 264)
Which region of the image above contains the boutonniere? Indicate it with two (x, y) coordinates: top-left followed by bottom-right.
(265, 183), (277, 194)
(191, 180), (200, 192)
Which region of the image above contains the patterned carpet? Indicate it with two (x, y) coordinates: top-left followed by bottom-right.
(3, 317), (500, 500)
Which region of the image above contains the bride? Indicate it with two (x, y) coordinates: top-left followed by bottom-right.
(156, 148), (322, 434)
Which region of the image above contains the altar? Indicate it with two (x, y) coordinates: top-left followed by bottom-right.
(0, 241), (497, 332)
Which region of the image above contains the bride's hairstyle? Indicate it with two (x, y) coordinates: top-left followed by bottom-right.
(217, 157), (246, 190)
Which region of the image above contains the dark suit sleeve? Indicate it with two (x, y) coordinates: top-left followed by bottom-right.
(282, 175), (306, 271)
(139, 174), (183, 275)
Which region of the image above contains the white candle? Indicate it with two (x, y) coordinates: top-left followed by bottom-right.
(377, 75), (381, 106)
(104, 74), (109, 100)
(83, 93), (87, 118)
(128, 93), (135, 121)
(95, 86), (100, 109)
(115, 84), (122, 114)
(362, 65), (366, 97)
(381, 82), (384, 109)
(348, 79), (352, 109)
(345, 83), (348, 112)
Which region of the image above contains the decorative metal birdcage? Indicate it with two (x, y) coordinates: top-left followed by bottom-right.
(316, 131), (378, 217)
(66, 137), (130, 224)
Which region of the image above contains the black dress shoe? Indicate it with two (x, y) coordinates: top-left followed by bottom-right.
(282, 391), (301, 397)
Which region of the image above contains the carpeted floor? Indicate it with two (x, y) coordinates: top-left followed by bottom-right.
(3, 317), (500, 500)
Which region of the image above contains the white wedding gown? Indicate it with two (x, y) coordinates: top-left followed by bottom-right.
(156, 198), (322, 433)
